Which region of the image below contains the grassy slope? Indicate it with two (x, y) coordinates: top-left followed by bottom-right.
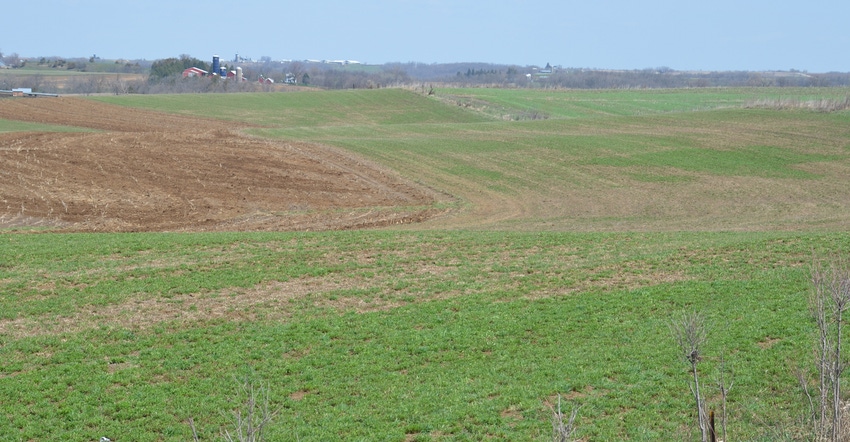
(93, 88), (850, 231)
(2, 230), (845, 440)
(0, 63), (138, 76)
(250, 89), (850, 231)
(93, 88), (492, 127)
(2, 88), (849, 440)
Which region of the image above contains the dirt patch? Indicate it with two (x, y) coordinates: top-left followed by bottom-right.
(500, 407), (524, 420)
(289, 390), (311, 401)
(757, 336), (782, 349)
(0, 97), (444, 232)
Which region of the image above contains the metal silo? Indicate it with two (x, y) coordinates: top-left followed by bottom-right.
(212, 55), (220, 76)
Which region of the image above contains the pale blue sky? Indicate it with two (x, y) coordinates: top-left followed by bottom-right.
(3, 0), (848, 72)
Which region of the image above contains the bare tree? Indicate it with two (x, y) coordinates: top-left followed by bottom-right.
(807, 254), (850, 441)
(3, 52), (22, 68)
(671, 311), (709, 442)
(221, 373), (280, 442)
(288, 62), (305, 83)
(715, 352), (733, 442)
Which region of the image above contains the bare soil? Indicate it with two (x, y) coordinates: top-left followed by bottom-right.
(0, 97), (445, 232)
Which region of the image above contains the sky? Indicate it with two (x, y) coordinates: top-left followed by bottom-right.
(2, 0), (849, 72)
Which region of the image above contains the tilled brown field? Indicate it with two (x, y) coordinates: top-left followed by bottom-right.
(0, 97), (445, 232)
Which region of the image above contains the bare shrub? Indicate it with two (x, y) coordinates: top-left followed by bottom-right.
(549, 394), (579, 442)
(512, 109), (549, 121)
(221, 373), (280, 442)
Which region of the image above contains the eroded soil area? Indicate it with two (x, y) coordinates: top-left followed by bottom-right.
(0, 97), (444, 232)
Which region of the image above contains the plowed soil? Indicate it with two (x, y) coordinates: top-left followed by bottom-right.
(0, 97), (444, 232)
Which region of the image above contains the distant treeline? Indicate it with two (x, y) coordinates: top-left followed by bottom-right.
(3, 56), (850, 94)
(385, 62), (850, 88)
(139, 61), (850, 92)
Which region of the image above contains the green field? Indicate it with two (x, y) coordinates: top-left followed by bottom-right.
(94, 88), (850, 232)
(0, 119), (91, 134)
(0, 62), (140, 76)
(3, 87), (850, 440)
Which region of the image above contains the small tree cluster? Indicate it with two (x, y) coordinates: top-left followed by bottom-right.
(150, 54), (211, 80)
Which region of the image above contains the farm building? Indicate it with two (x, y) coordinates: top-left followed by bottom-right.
(0, 88), (59, 97)
(182, 67), (208, 78)
(226, 67), (246, 82)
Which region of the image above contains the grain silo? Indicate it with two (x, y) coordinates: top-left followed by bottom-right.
(212, 55), (220, 76)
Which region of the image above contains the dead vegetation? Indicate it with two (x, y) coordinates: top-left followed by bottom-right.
(744, 96), (850, 112)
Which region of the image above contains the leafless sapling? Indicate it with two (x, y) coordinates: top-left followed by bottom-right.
(671, 310), (709, 442)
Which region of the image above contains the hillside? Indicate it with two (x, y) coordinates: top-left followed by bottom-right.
(0, 97), (442, 231)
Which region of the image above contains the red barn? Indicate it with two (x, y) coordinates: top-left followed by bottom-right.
(182, 67), (208, 78)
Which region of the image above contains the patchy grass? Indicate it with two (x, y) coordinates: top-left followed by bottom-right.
(1, 230), (847, 440)
(589, 145), (835, 179)
(90, 88), (850, 232)
(92, 89), (491, 128)
(0, 119), (91, 133)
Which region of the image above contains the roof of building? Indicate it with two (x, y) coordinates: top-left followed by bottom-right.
(182, 67), (208, 76)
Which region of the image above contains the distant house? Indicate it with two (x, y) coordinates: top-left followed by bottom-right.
(0, 61), (8, 69)
(284, 73), (297, 84)
(258, 75), (274, 84)
(182, 67), (208, 78)
(532, 62), (556, 80)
